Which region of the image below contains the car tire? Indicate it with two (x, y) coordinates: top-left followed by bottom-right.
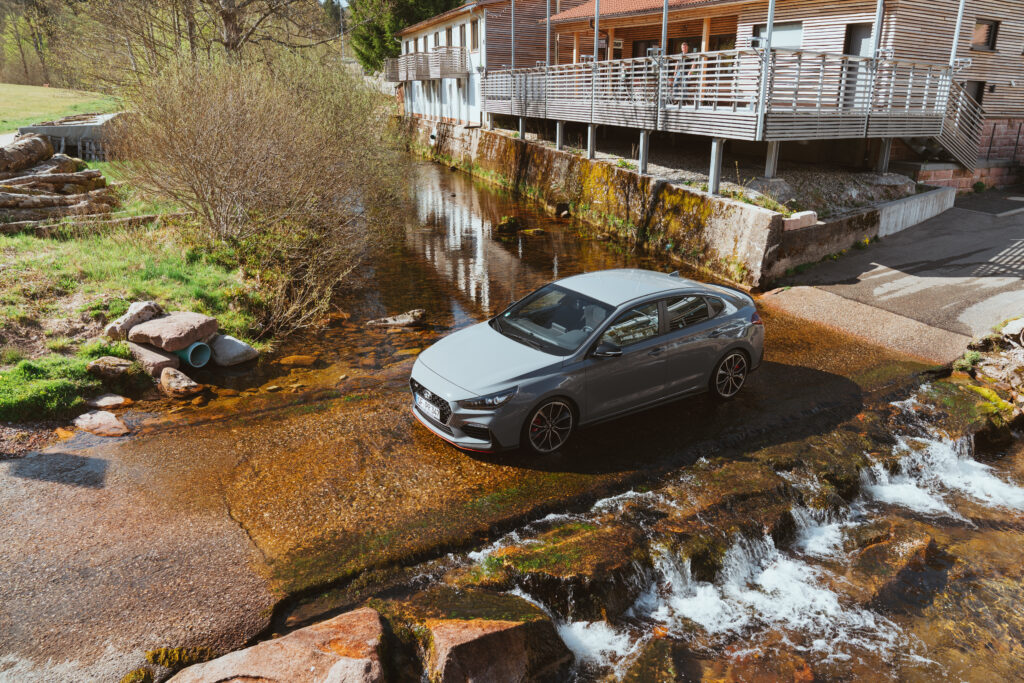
(710, 350), (749, 400)
(522, 398), (575, 454)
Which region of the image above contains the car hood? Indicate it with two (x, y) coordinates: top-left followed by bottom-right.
(417, 321), (559, 394)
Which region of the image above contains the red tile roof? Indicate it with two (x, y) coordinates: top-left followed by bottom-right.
(550, 0), (729, 24)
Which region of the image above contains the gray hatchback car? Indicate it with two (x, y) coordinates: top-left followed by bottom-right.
(410, 268), (764, 454)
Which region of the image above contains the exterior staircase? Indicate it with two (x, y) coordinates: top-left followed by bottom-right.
(936, 80), (985, 170)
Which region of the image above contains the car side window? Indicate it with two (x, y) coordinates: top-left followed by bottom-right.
(707, 297), (725, 318)
(665, 295), (710, 331)
(601, 302), (660, 347)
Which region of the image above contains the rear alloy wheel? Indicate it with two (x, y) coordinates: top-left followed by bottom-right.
(711, 351), (748, 400)
(524, 399), (574, 454)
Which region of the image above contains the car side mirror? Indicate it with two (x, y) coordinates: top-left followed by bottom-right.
(592, 341), (622, 358)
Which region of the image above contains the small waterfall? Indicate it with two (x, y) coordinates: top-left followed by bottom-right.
(862, 399), (1024, 515)
(632, 536), (905, 660)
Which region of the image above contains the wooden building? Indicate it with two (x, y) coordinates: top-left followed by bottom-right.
(387, 0), (1024, 189)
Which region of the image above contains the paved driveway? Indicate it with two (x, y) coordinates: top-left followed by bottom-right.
(762, 190), (1024, 359)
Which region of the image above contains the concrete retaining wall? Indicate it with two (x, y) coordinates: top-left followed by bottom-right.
(765, 185), (954, 280)
(409, 119), (782, 288)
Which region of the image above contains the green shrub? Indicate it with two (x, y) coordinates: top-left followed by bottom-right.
(952, 350), (983, 373)
(973, 181), (986, 193)
(0, 347), (25, 365)
(45, 337), (75, 353)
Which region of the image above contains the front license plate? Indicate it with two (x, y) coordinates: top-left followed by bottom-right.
(416, 393), (442, 422)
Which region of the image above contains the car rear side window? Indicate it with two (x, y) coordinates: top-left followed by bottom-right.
(665, 295), (710, 331)
(602, 302), (660, 347)
(707, 297), (725, 317)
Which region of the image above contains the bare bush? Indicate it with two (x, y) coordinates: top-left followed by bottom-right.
(113, 58), (407, 336)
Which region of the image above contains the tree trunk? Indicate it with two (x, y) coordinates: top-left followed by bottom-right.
(0, 135), (55, 174)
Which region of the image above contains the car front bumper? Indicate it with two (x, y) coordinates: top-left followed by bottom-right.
(409, 362), (522, 452)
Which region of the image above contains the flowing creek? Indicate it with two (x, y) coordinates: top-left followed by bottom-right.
(3, 161), (1022, 682)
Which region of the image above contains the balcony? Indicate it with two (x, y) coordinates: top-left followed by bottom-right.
(429, 47), (470, 79)
(481, 49), (961, 144)
(384, 57), (400, 82)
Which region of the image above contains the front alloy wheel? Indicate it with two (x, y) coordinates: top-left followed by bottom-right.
(524, 399), (574, 454)
(712, 351), (748, 400)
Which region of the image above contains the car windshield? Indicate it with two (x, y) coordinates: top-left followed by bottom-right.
(491, 284), (613, 355)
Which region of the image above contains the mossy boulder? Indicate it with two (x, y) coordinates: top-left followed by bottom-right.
(652, 461), (797, 580)
(371, 587), (571, 683)
(486, 520), (651, 621)
(921, 380), (1020, 456)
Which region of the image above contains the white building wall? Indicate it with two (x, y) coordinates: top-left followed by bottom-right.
(401, 10), (486, 126)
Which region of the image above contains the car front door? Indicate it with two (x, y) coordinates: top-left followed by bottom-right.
(584, 300), (669, 420)
(660, 294), (728, 395)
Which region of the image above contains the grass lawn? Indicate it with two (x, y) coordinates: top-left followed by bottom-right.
(0, 223), (261, 348)
(0, 83), (119, 134)
(87, 161), (186, 216)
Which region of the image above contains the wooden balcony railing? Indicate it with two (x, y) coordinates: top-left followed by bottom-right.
(386, 49), (470, 82)
(430, 47), (469, 79)
(481, 48), (955, 143)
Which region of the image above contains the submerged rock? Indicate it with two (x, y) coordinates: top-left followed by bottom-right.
(169, 606), (385, 683)
(366, 309), (426, 328)
(210, 334), (258, 366)
(73, 410), (129, 437)
(128, 311), (218, 352)
(128, 342), (180, 377)
(86, 356), (133, 381)
(160, 367), (202, 398)
(103, 301), (164, 340)
(279, 354), (317, 367)
(618, 638), (703, 683)
(488, 519), (651, 621)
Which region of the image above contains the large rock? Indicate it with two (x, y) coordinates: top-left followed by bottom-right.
(73, 410), (129, 437)
(128, 312), (219, 352)
(169, 607), (385, 683)
(427, 617), (572, 683)
(103, 301), (164, 340)
(210, 334), (258, 366)
(382, 587), (572, 683)
(160, 367), (202, 398)
(128, 342), (179, 377)
(86, 356), (133, 380)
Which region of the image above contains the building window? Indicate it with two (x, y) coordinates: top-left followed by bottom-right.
(971, 19), (998, 51)
(964, 80), (986, 104)
(753, 22), (804, 49)
(471, 19), (479, 50)
(434, 31), (440, 48)
(446, 26), (453, 46)
(459, 23), (466, 48)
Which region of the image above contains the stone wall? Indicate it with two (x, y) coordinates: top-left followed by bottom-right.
(408, 119), (783, 288)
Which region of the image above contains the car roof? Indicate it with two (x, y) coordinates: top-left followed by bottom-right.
(557, 268), (701, 307)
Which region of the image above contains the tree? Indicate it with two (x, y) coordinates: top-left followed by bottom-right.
(348, 0), (461, 73)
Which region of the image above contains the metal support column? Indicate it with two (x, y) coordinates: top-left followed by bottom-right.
(875, 137), (893, 173)
(545, 0), (551, 67)
(949, 0), (967, 66)
(518, 117), (526, 139)
(639, 130), (651, 174)
(870, 0), (885, 58)
(656, 0), (668, 131)
(754, 0), (777, 141)
(556, 121), (565, 150)
(587, 124), (597, 159)
(510, 0), (516, 69)
(764, 140), (780, 178)
(590, 0), (600, 143)
(709, 137), (724, 194)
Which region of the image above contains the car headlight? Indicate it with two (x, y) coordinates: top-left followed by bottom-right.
(459, 387), (518, 409)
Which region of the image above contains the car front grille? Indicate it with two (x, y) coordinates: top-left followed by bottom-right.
(410, 378), (452, 424)
(461, 423), (491, 441)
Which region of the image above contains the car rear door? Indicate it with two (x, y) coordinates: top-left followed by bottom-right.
(660, 294), (730, 395)
(584, 300), (670, 420)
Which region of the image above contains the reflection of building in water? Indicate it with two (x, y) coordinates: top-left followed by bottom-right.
(407, 169), (547, 317)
